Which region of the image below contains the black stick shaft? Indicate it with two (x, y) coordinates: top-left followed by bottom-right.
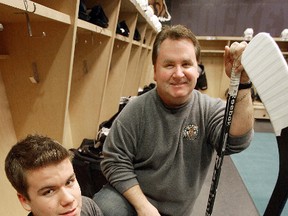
(205, 68), (240, 216)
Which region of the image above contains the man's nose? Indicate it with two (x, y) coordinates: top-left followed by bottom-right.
(59, 188), (75, 206)
(173, 65), (185, 77)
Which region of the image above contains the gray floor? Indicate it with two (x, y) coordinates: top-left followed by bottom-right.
(191, 119), (272, 216)
(192, 155), (259, 215)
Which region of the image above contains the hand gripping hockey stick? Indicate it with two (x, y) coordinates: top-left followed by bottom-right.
(241, 32), (288, 216)
(205, 52), (241, 215)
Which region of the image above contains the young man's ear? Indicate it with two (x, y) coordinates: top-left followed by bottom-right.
(17, 193), (32, 212)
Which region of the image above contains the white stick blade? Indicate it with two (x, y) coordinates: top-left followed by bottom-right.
(242, 32), (288, 136)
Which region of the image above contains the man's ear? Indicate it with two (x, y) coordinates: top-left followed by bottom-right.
(17, 193), (32, 212)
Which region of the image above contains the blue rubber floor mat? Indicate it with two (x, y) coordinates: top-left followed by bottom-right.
(231, 132), (288, 215)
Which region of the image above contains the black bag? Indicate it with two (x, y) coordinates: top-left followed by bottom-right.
(70, 97), (134, 197)
(89, 5), (109, 28)
(78, 0), (90, 21)
(138, 83), (156, 96)
(195, 64), (208, 90)
(116, 20), (130, 37)
(70, 140), (107, 198)
(133, 28), (141, 41)
(78, 1), (109, 28)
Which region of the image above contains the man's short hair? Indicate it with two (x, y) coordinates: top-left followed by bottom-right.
(5, 134), (71, 200)
(152, 24), (201, 65)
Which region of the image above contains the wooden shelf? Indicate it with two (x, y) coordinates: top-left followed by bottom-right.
(0, 54), (9, 59)
(132, 40), (141, 47)
(201, 50), (225, 56)
(77, 19), (112, 37)
(198, 35), (288, 55)
(115, 34), (130, 43)
(0, 0), (71, 24)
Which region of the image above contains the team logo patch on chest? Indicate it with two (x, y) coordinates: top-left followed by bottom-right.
(183, 124), (199, 140)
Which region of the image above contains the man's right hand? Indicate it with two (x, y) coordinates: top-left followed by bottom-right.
(123, 185), (161, 216)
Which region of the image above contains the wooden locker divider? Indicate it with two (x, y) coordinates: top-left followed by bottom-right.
(66, 0), (120, 148)
(98, 0), (141, 123)
(122, 42), (143, 96)
(139, 27), (156, 87)
(99, 39), (131, 123)
(68, 32), (114, 148)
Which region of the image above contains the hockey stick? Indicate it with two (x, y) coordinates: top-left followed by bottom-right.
(241, 32), (288, 216)
(205, 58), (241, 215)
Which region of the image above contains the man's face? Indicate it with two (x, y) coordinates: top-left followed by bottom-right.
(18, 158), (82, 216)
(154, 38), (199, 107)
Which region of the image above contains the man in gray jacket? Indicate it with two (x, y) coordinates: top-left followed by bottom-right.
(93, 24), (254, 216)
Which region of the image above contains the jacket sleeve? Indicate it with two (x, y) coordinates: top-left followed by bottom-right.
(100, 111), (139, 194)
(226, 129), (254, 154)
(204, 94), (253, 155)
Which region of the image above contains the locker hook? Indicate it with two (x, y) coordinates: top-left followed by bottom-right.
(23, 0), (36, 13)
(21, 0), (45, 37)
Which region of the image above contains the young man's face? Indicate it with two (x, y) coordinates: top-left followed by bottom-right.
(18, 158), (82, 216)
(154, 38), (199, 107)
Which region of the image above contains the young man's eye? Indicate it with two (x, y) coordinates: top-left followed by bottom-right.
(66, 177), (76, 187)
(42, 189), (54, 196)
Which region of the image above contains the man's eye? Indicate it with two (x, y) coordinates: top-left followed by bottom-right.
(183, 63), (192, 68)
(42, 189), (54, 196)
(66, 177), (76, 187)
(164, 64), (174, 69)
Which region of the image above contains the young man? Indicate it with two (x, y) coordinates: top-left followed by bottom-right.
(93, 25), (254, 216)
(5, 134), (103, 216)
